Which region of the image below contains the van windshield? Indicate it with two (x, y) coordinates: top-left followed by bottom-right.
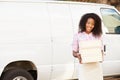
(101, 8), (120, 34)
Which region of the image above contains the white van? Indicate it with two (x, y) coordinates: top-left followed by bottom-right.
(0, 1), (120, 80)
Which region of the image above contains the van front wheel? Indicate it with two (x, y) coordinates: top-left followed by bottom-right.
(1, 69), (34, 80)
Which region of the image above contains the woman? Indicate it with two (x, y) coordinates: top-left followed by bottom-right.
(72, 13), (104, 80)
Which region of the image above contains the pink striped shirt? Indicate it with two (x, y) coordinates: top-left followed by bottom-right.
(72, 32), (103, 52)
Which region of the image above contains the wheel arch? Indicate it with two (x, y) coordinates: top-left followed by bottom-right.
(1, 60), (37, 80)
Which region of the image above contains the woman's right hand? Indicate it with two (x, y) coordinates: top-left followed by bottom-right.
(73, 51), (82, 64)
(76, 53), (82, 64)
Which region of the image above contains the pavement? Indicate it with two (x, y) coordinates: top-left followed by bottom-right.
(73, 76), (120, 80)
(104, 76), (120, 80)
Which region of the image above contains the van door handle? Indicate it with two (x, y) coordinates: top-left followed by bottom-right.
(104, 45), (106, 52)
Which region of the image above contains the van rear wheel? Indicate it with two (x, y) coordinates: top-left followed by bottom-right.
(1, 69), (34, 80)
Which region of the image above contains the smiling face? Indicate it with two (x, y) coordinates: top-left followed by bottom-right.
(85, 18), (95, 34)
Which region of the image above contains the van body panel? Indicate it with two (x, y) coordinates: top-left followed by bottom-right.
(102, 34), (120, 76)
(0, 2), (52, 80)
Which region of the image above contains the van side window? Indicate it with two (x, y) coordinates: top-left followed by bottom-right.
(101, 8), (120, 34)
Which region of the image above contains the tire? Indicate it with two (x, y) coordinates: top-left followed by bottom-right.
(1, 68), (34, 80)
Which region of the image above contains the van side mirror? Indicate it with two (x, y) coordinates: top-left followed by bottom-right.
(115, 26), (120, 34)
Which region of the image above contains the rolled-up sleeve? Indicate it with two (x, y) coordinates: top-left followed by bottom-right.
(72, 33), (79, 52)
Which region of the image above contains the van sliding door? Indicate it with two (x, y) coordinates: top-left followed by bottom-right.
(47, 3), (74, 79)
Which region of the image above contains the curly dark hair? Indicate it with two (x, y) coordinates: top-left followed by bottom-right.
(79, 13), (102, 37)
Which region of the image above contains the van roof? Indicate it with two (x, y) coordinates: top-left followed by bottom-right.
(0, 0), (114, 8)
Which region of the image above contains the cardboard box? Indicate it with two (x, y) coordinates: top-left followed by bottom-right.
(79, 40), (103, 63)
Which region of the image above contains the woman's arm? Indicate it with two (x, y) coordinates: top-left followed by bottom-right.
(73, 51), (82, 64)
(72, 33), (82, 63)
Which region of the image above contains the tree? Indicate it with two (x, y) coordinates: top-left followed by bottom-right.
(63, 0), (120, 11)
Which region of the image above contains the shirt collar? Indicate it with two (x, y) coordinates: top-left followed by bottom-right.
(82, 32), (93, 36)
